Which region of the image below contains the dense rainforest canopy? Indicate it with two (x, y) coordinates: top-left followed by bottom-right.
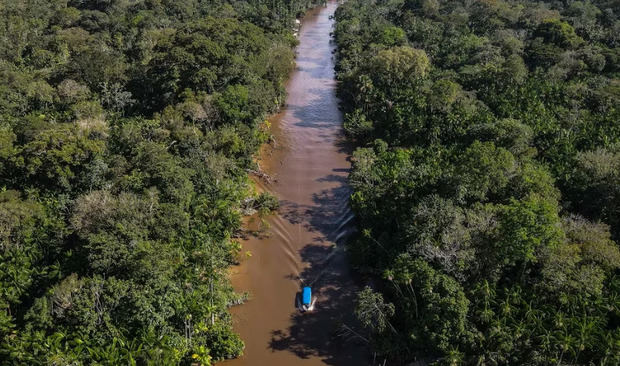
(335, 0), (619, 364)
(0, 0), (322, 364)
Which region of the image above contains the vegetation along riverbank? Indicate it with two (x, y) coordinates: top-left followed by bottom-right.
(0, 0), (324, 364)
(335, 0), (619, 364)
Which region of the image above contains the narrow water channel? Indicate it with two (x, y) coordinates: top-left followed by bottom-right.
(226, 2), (367, 365)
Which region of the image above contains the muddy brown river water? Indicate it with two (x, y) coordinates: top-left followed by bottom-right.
(225, 2), (368, 365)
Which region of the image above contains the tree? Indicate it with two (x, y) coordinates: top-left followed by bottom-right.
(388, 256), (470, 354)
(355, 286), (395, 334)
(12, 121), (106, 193)
(570, 146), (620, 237)
(540, 214), (620, 297)
(493, 194), (562, 275)
(454, 141), (516, 203)
(368, 46), (430, 88)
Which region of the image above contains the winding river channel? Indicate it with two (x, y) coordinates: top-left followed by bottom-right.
(226, 1), (367, 365)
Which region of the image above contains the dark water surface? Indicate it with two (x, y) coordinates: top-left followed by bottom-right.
(225, 2), (367, 365)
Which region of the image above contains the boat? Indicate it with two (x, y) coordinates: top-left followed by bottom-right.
(297, 286), (317, 312)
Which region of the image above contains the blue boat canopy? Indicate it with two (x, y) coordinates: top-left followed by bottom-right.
(302, 287), (312, 305)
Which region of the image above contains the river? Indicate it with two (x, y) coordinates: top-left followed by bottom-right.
(226, 1), (367, 365)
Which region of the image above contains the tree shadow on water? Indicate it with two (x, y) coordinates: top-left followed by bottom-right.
(267, 247), (366, 364)
(268, 173), (368, 365)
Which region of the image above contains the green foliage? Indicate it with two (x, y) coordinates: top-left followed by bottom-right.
(569, 145), (620, 237)
(387, 257), (470, 354)
(534, 19), (584, 49)
(454, 141), (516, 203)
(369, 46), (430, 88)
(0, 0), (324, 364)
(493, 195), (562, 270)
(335, 0), (620, 364)
(253, 192), (280, 215)
(355, 286), (395, 334)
